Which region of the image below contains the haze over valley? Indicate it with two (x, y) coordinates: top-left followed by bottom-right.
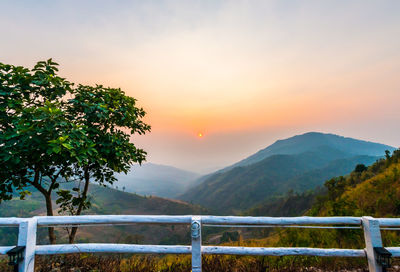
(111, 132), (396, 213)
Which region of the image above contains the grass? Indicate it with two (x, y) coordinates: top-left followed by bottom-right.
(1, 254), (374, 272)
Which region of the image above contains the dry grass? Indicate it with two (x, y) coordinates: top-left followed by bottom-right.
(0, 254), (373, 272)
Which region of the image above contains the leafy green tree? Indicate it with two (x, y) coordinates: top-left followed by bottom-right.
(0, 59), (150, 244)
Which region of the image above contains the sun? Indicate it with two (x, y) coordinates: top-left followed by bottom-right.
(198, 132), (203, 138)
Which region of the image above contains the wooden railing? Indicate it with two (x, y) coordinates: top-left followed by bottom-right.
(1, 215), (399, 272)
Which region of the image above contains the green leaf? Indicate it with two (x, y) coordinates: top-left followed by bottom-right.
(62, 143), (73, 150)
(52, 146), (61, 153)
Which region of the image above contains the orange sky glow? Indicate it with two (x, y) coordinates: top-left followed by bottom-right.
(1, 1), (400, 172)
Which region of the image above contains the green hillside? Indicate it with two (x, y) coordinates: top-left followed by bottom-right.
(310, 149), (400, 218)
(0, 184), (207, 246)
(273, 149), (400, 251)
(180, 145), (379, 213)
(245, 190), (319, 217)
(216, 149), (400, 270)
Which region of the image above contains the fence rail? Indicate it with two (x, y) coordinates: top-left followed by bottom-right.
(0, 215), (399, 272)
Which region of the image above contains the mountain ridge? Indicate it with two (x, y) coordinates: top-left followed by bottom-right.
(179, 132), (395, 213)
(114, 162), (200, 198)
(221, 132), (396, 172)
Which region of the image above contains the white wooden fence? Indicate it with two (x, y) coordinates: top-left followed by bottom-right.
(0, 215), (399, 272)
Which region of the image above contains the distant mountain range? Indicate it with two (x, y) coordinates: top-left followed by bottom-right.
(114, 163), (201, 198)
(179, 132), (396, 214)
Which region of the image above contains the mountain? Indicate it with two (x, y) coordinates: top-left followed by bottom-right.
(223, 132), (395, 171)
(179, 132), (395, 213)
(114, 163), (200, 198)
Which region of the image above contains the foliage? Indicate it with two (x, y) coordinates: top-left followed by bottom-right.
(354, 163), (368, 173)
(310, 149), (400, 217)
(0, 59), (150, 243)
(56, 188), (92, 215)
(22, 253), (374, 272)
(239, 149), (400, 270)
(245, 189), (320, 217)
(220, 231), (240, 243)
(278, 149), (400, 253)
(1, 59), (73, 200)
(220, 148), (400, 270)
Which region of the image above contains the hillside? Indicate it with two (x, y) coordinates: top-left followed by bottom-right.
(245, 190), (320, 217)
(243, 149), (400, 247)
(217, 149), (400, 270)
(114, 163), (200, 198)
(181, 150), (377, 213)
(0, 184), (207, 245)
(180, 132), (393, 213)
(272, 149), (400, 253)
(309, 149), (400, 218)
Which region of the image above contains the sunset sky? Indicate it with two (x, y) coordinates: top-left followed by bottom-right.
(1, 0), (400, 172)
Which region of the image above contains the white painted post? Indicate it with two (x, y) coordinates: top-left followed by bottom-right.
(191, 216), (202, 272)
(362, 216), (383, 272)
(18, 218), (37, 272)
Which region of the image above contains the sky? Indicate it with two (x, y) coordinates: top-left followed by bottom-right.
(1, 0), (400, 173)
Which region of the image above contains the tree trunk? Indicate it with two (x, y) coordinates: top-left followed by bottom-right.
(68, 168), (90, 244)
(44, 193), (57, 244)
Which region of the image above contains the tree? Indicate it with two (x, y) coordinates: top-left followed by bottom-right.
(354, 164), (367, 173)
(0, 59), (150, 244)
(385, 149), (391, 160)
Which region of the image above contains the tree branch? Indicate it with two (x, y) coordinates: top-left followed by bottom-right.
(47, 168), (63, 194)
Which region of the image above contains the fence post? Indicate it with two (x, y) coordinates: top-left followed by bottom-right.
(362, 216), (383, 272)
(191, 216), (202, 272)
(18, 218), (37, 272)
